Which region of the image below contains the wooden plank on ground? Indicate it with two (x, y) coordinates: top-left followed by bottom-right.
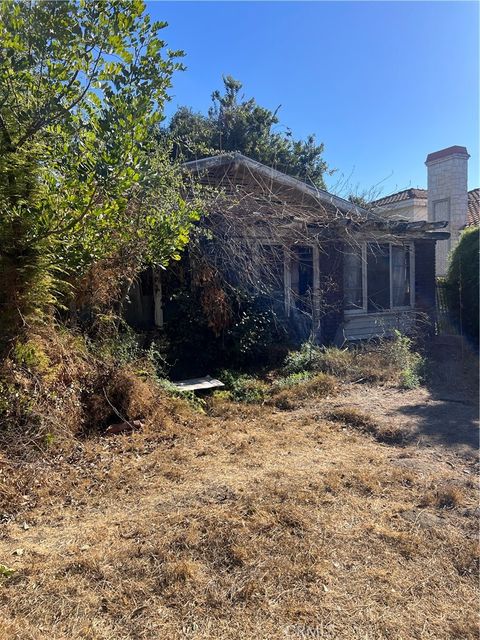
(172, 376), (225, 392)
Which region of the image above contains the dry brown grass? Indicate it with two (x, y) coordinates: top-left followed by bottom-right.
(0, 402), (477, 638)
(0, 338), (478, 639)
(267, 373), (337, 410)
(420, 483), (466, 510)
(326, 406), (408, 444)
(0, 325), (185, 456)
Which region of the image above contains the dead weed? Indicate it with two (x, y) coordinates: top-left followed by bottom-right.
(327, 407), (408, 445)
(268, 373), (337, 410)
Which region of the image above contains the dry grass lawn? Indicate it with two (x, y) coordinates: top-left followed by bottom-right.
(0, 366), (478, 639)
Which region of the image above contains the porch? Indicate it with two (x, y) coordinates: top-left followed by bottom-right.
(125, 235), (436, 346)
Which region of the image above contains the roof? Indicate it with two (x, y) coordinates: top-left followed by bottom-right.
(371, 186), (479, 227)
(468, 188), (480, 226)
(183, 152), (368, 219)
(371, 188), (427, 208)
(182, 152), (448, 237)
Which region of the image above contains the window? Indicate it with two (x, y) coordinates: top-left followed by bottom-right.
(344, 246), (363, 311)
(391, 244), (411, 307)
(344, 242), (414, 314)
(291, 246), (313, 312)
(367, 243), (390, 311)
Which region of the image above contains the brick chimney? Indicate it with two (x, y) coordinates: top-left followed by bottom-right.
(425, 145), (469, 276)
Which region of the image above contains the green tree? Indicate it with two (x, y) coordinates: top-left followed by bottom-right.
(0, 0), (198, 346)
(445, 227), (479, 344)
(167, 76), (332, 189)
(348, 194), (372, 209)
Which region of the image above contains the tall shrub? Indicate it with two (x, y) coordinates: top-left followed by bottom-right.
(445, 227), (479, 344)
(0, 0), (198, 350)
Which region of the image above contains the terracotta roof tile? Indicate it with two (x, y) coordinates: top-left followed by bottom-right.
(371, 187), (479, 226)
(371, 188), (427, 207)
(467, 188), (480, 226)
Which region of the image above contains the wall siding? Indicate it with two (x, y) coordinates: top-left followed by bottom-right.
(338, 311), (415, 343)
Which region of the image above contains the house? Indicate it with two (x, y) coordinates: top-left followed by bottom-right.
(125, 153), (449, 345)
(371, 146), (479, 276)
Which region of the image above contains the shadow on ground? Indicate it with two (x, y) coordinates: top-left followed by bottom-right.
(397, 335), (479, 458)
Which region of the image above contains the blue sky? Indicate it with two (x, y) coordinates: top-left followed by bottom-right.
(147, 1), (479, 196)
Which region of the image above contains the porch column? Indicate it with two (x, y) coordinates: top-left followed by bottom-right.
(153, 267), (164, 328)
(283, 248), (292, 317)
(312, 245), (321, 337)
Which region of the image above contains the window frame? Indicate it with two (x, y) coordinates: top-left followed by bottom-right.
(344, 241), (415, 316)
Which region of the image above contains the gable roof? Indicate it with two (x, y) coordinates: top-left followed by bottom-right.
(183, 152), (368, 219)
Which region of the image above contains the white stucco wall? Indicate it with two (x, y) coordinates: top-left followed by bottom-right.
(374, 199), (427, 222)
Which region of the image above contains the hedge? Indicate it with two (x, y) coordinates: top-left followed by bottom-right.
(445, 227), (479, 344)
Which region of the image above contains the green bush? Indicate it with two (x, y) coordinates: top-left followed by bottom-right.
(271, 371), (313, 391)
(400, 367), (422, 390)
(283, 343), (353, 378)
(219, 370), (268, 404)
(283, 332), (424, 388)
(382, 330), (420, 369)
(0, 2), (196, 351)
(283, 342), (319, 374)
(13, 339), (50, 372)
(162, 281), (289, 379)
(445, 227), (479, 344)
(228, 297), (282, 359)
(378, 331), (425, 389)
(97, 325), (169, 377)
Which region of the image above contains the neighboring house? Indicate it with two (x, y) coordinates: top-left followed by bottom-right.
(126, 153), (448, 344)
(371, 146), (479, 276)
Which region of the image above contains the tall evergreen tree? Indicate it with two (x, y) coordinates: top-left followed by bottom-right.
(167, 76), (332, 189)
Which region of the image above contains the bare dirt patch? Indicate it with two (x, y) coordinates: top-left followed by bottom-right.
(325, 384), (478, 458)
